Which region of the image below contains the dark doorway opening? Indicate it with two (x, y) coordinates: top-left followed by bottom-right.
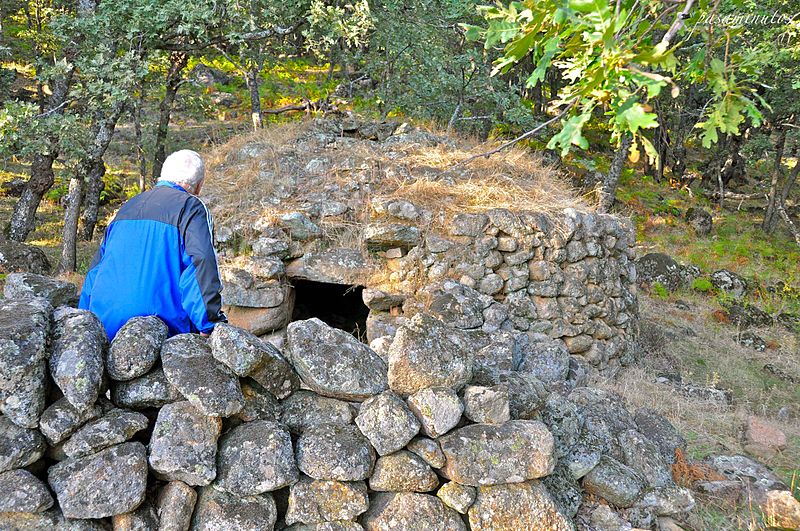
(291, 279), (369, 340)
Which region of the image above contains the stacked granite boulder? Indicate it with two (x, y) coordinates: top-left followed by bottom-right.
(0, 272), (693, 530)
(221, 206), (640, 374)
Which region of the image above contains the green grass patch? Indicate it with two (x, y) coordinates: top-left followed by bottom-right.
(692, 278), (714, 293)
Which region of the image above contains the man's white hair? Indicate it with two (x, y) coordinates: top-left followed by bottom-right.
(159, 150), (205, 191)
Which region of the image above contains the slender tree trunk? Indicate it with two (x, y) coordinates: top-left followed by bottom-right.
(134, 86), (147, 192)
(599, 134), (633, 213)
(763, 128), (788, 232)
(8, 154), (56, 241)
(77, 160), (106, 242)
(56, 176), (84, 274)
(152, 52), (188, 182)
(77, 102), (126, 241)
(447, 102), (462, 134)
(8, 70), (74, 241)
(779, 159), (799, 206)
(245, 67), (263, 130)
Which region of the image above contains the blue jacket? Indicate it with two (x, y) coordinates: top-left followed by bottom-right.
(79, 181), (226, 340)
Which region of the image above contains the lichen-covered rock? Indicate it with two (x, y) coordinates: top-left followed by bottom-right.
(0, 468), (54, 513)
(387, 313), (473, 395)
(582, 455), (647, 508)
(0, 297), (51, 428)
(148, 401), (222, 486)
(161, 334), (244, 417)
(209, 323), (299, 399)
(363, 223), (420, 250)
(112, 499), (159, 530)
(157, 480), (197, 531)
(468, 481), (573, 531)
(281, 390), (354, 434)
(473, 370), (547, 420)
(237, 379), (280, 422)
(588, 503), (630, 530)
(721, 300), (773, 328)
(111, 367), (183, 410)
(517, 336), (570, 384)
(3, 272), (78, 307)
(50, 307), (107, 411)
(1, 360), (47, 429)
(38, 397), (103, 446)
(704, 454), (788, 493)
(221, 267), (291, 308)
(191, 486), (277, 531)
(541, 461), (583, 519)
(539, 395), (583, 460)
(282, 212), (322, 241)
(286, 318), (388, 401)
(437, 481), (476, 514)
(636, 484), (695, 516)
(355, 391), (420, 456)
(569, 387), (636, 458)
(285, 522), (364, 531)
(285, 476), (369, 525)
(106, 316), (167, 381)
(633, 408), (686, 464)
(369, 450), (439, 492)
(419, 280), (488, 330)
(472, 331), (520, 378)
(224, 303), (294, 336)
(762, 489), (800, 530)
(461, 385), (510, 425)
(362, 288), (405, 312)
(618, 429), (671, 488)
(285, 248), (371, 285)
(61, 408), (148, 459)
(406, 437), (446, 469)
(710, 269), (748, 298)
(0, 240), (51, 275)
(296, 424), (375, 481)
(635, 253), (682, 292)
(216, 420), (298, 495)
(47, 442), (148, 519)
(439, 420), (555, 487)
(0, 508), (65, 530)
(406, 387), (463, 438)
(362, 492), (466, 531)
(0, 415), (46, 472)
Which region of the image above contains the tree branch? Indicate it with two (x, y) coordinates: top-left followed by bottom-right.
(661, 0), (696, 47)
(442, 100), (577, 173)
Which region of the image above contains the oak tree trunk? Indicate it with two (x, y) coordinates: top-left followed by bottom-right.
(134, 86), (147, 192)
(77, 160), (106, 242)
(763, 128), (788, 232)
(8, 70), (74, 241)
(78, 102), (126, 241)
(56, 176), (84, 275)
(152, 52), (188, 182)
(245, 67), (263, 130)
(599, 134), (633, 213)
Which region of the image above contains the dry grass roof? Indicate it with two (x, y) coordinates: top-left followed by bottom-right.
(202, 117), (591, 241)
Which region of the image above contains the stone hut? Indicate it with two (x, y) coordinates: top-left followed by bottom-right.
(208, 117), (639, 374)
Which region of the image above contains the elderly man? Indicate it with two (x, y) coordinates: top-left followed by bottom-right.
(79, 150), (226, 340)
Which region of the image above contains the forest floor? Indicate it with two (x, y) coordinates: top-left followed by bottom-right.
(1, 58), (798, 529)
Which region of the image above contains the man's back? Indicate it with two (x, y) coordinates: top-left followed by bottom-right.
(79, 181), (225, 340)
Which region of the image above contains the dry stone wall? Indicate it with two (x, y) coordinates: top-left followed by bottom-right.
(0, 272), (702, 531)
(220, 206), (639, 374)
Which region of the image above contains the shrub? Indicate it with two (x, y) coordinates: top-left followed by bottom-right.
(652, 282), (669, 299)
(691, 278), (714, 293)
